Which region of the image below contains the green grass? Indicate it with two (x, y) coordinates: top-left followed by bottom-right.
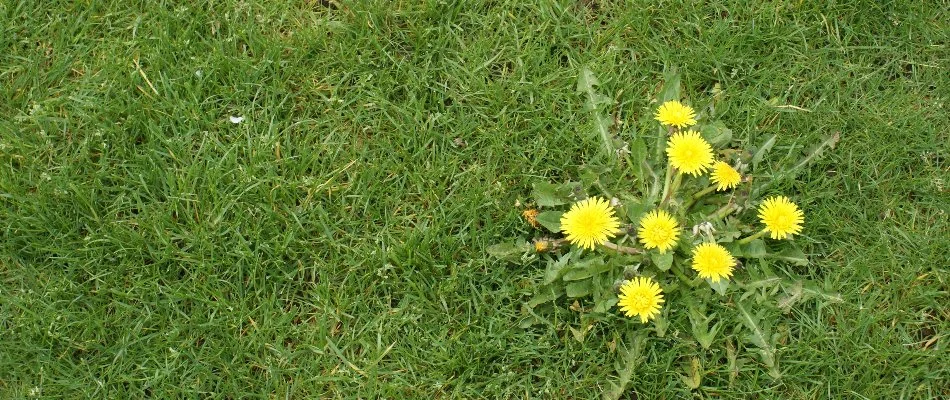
(1, 0), (947, 397)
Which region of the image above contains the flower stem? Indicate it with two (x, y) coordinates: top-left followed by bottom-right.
(707, 202), (737, 221)
(671, 263), (698, 288)
(737, 229), (768, 244)
(661, 170), (682, 208)
(602, 241), (643, 255)
(659, 164), (674, 205)
(684, 185), (717, 210)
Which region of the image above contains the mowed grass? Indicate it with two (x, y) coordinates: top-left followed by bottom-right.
(1, 0), (947, 397)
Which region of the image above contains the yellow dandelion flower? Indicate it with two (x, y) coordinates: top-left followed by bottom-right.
(654, 100), (697, 129)
(522, 209), (539, 228)
(666, 130), (714, 176)
(691, 243), (736, 283)
(710, 161), (742, 191)
(617, 277), (665, 323)
(637, 210), (681, 253)
(758, 196), (805, 239)
(534, 239), (549, 253)
(559, 197), (621, 250)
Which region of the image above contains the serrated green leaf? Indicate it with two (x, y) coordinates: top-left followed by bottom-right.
(592, 112), (616, 156)
(532, 182), (575, 207)
(658, 69), (682, 102)
(752, 134), (777, 168)
(700, 121), (733, 147)
(752, 133), (840, 199)
(543, 252), (573, 285)
(536, 211), (563, 232)
(487, 241), (531, 260)
(688, 306), (721, 350)
(708, 278), (729, 296)
(569, 325), (593, 343)
(603, 333), (646, 400)
(777, 280), (804, 312)
(651, 252), (674, 271)
(745, 239), (767, 258)
(626, 136), (651, 189)
(576, 66), (616, 156)
(736, 301), (779, 378)
(593, 296), (618, 314)
(565, 280), (593, 298)
(800, 281), (843, 305)
(576, 70), (611, 110)
(579, 163), (613, 189)
(681, 357), (703, 389)
(791, 132), (840, 172)
(622, 198), (651, 225)
(563, 259), (614, 281)
(769, 246), (808, 266)
(586, 93), (613, 112)
(742, 274), (781, 290)
(653, 313), (669, 338)
(576, 66), (600, 93)
(526, 284), (565, 308)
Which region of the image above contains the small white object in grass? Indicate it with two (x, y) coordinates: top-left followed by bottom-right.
(229, 116), (244, 124)
(195, 69), (203, 78)
(692, 221), (715, 237)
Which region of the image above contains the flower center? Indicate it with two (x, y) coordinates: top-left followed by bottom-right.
(774, 214), (791, 229)
(629, 293), (650, 310)
(682, 148), (695, 159)
(578, 211), (605, 234)
(649, 226), (671, 242)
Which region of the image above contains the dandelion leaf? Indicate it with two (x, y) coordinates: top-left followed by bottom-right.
(708, 278), (729, 296)
(658, 69), (682, 102)
(487, 240), (531, 261)
(565, 280), (594, 298)
(531, 181), (577, 207)
(603, 333), (646, 400)
(543, 252), (573, 285)
(736, 301), (781, 379)
(526, 284), (565, 308)
(651, 252), (674, 271)
(752, 134), (777, 168)
(745, 239), (768, 258)
(769, 245), (808, 266)
(576, 66), (617, 158)
(535, 211), (563, 232)
(563, 258), (613, 281)
(700, 121), (733, 147)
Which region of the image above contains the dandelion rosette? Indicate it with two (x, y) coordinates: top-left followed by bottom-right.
(691, 243), (736, 282)
(758, 196), (805, 239)
(654, 100), (697, 129)
(710, 161), (741, 191)
(617, 277), (665, 323)
(666, 130), (714, 176)
(559, 197), (621, 250)
(637, 209), (681, 253)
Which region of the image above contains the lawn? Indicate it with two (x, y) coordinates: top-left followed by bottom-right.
(1, 0), (947, 398)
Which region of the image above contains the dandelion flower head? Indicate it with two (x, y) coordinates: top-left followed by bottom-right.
(758, 196), (805, 239)
(522, 208), (539, 227)
(666, 130), (714, 176)
(559, 197), (621, 250)
(637, 209), (681, 253)
(617, 277), (665, 323)
(691, 243), (736, 283)
(654, 100), (697, 129)
(533, 239), (549, 253)
(710, 161), (742, 191)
